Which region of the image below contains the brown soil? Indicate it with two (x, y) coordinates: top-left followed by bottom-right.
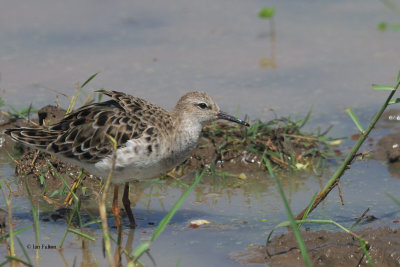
(372, 110), (400, 178)
(231, 227), (400, 266)
(2, 106), (101, 193)
(374, 132), (400, 163)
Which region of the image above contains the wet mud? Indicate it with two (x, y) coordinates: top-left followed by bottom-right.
(231, 227), (400, 266)
(373, 109), (400, 178)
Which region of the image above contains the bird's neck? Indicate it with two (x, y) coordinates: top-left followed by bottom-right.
(172, 115), (202, 155)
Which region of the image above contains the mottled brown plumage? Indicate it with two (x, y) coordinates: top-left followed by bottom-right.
(6, 90), (174, 164)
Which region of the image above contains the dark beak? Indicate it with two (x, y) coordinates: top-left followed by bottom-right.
(217, 111), (250, 127)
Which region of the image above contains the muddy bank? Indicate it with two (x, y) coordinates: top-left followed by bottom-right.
(231, 227), (400, 266)
(372, 109), (400, 178)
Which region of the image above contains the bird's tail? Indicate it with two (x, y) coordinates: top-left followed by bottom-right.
(5, 128), (59, 149)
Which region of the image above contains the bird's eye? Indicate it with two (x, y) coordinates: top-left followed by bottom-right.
(197, 103), (208, 109)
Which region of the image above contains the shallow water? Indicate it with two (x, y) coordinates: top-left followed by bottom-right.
(1, 0), (400, 119)
(1, 0), (400, 266)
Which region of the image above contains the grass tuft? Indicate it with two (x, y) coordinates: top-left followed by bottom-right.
(180, 110), (339, 177)
(264, 158), (310, 266)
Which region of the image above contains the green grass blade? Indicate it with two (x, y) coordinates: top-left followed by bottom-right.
(0, 225), (32, 242)
(259, 7), (275, 19)
(297, 108), (313, 129)
(397, 71), (400, 84)
(359, 239), (374, 267)
(176, 256), (183, 267)
(6, 104), (28, 120)
(0, 258), (11, 266)
(16, 236), (33, 266)
(24, 177), (40, 250)
(97, 89), (104, 102)
(5, 256), (33, 267)
(48, 162), (78, 200)
(67, 228), (96, 241)
(372, 84), (395, 91)
(151, 171), (203, 242)
(385, 192), (400, 206)
(298, 193), (318, 229)
(345, 108), (364, 133)
(132, 241), (151, 259)
(82, 219), (102, 228)
(235, 105), (241, 118)
(81, 73), (99, 89)
(0, 181), (15, 257)
(65, 73), (99, 114)
(60, 208), (79, 248)
(132, 171), (203, 260)
(264, 158), (310, 267)
(388, 98), (400, 105)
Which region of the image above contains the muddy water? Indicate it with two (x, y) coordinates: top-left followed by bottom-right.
(1, 0), (400, 266)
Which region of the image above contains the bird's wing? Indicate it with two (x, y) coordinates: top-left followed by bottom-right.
(6, 90), (173, 163)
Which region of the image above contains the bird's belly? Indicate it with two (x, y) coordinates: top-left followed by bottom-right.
(92, 156), (168, 184)
(114, 161), (169, 183)
(92, 151), (186, 184)
(92, 137), (197, 184)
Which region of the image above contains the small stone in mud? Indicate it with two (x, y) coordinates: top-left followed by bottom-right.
(189, 219), (211, 228)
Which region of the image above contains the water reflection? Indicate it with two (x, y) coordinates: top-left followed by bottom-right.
(259, 8), (277, 69)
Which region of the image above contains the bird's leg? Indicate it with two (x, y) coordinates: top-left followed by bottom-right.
(112, 185), (121, 230)
(122, 182), (136, 228)
(113, 184), (123, 266)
